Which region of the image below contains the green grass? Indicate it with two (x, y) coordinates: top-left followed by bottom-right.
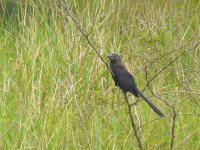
(0, 0), (200, 149)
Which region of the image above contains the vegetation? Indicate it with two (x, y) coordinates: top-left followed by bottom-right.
(0, 0), (200, 149)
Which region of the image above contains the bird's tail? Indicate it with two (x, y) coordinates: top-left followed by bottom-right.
(136, 90), (164, 117)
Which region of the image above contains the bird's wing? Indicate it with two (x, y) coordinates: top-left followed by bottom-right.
(112, 74), (119, 86)
(116, 68), (138, 91)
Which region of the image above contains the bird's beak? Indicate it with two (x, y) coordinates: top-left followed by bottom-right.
(107, 54), (113, 60)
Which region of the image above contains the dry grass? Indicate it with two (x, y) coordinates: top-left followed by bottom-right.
(0, 0), (200, 149)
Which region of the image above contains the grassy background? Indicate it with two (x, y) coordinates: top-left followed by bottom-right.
(0, 0), (200, 149)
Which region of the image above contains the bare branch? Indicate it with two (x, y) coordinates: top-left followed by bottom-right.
(142, 50), (186, 92)
(136, 117), (160, 130)
(170, 107), (177, 150)
(124, 93), (144, 150)
(58, 1), (114, 76)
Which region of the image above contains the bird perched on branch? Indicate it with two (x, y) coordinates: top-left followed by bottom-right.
(107, 53), (163, 117)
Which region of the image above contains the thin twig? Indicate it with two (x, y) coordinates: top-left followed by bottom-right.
(58, 1), (114, 76)
(145, 19), (179, 150)
(136, 117), (160, 130)
(124, 93), (144, 150)
(177, 113), (200, 116)
(174, 128), (200, 148)
(145, 64), (177, 150)
(142, 50), (186, 92)
(144, 63), (177, 150)
(131, 96), (142, 133)
(142, 38), (200, 94)
(170, 107), (177, 150)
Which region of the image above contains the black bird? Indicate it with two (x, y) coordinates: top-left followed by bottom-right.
(107, 53), (163, 117)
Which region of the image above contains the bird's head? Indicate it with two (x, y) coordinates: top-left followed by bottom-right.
(107, 53), (121, 63)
